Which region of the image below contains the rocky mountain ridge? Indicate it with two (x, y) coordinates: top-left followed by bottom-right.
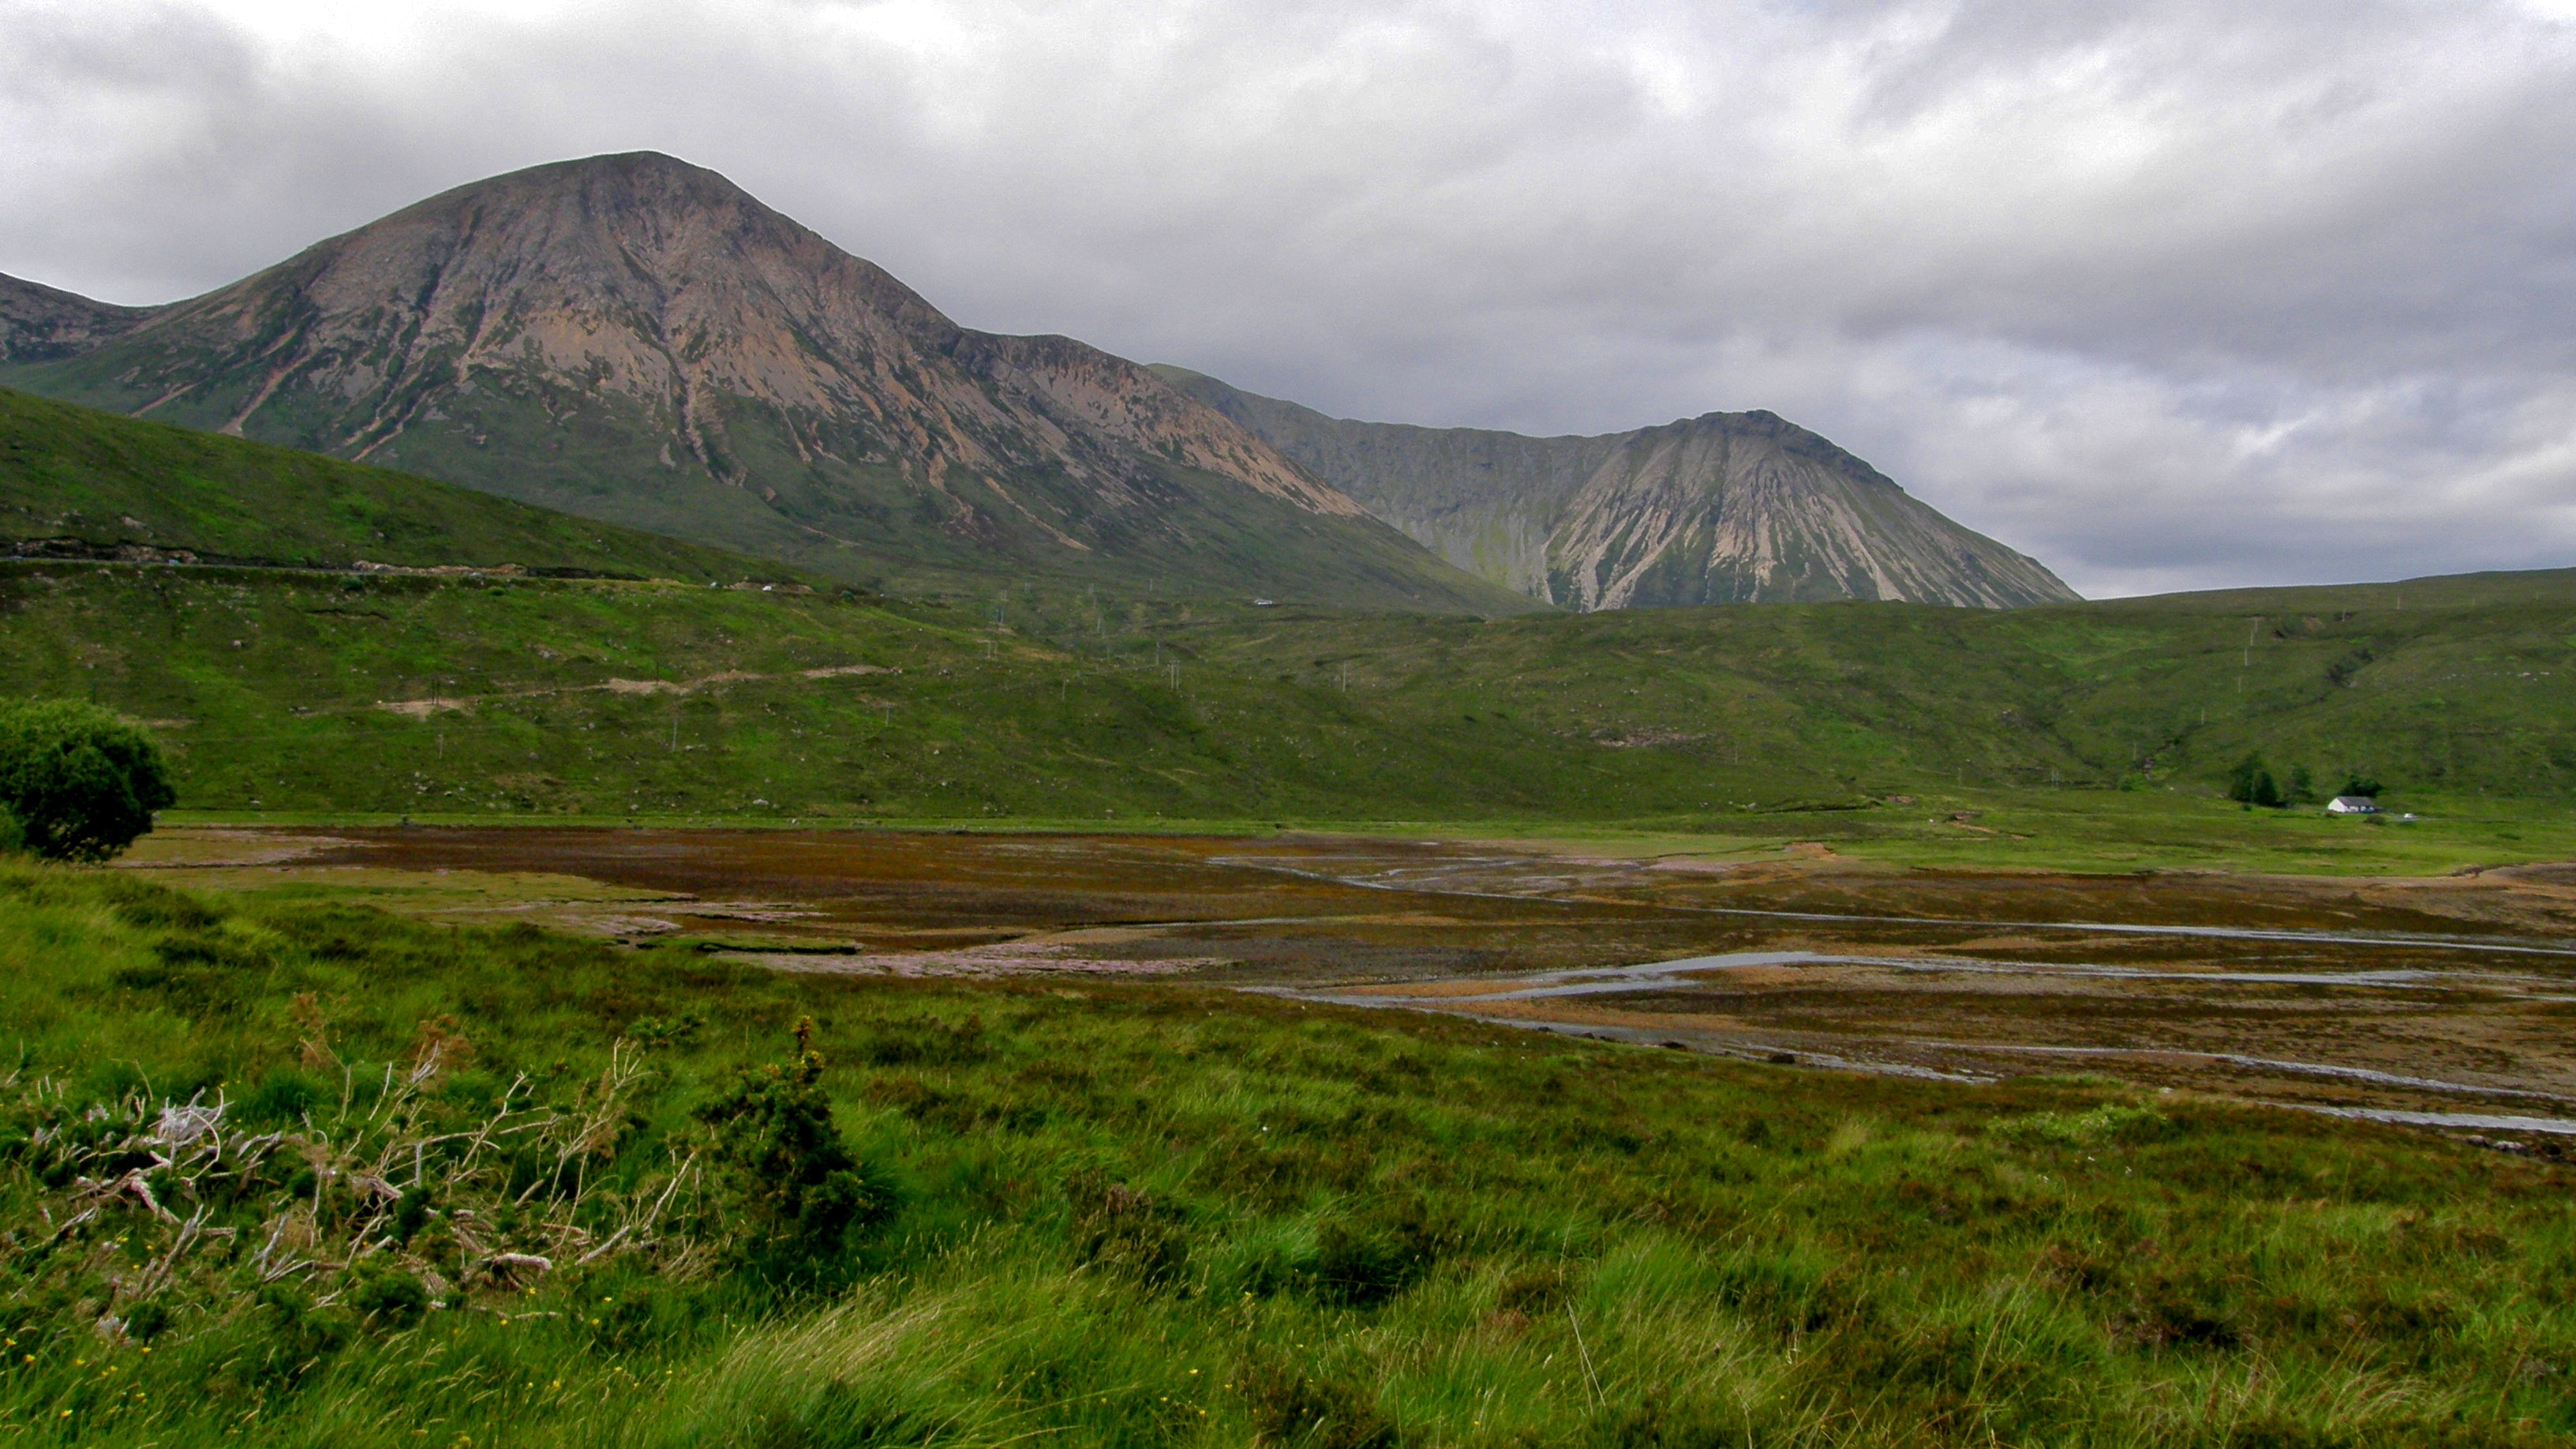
(0, 153), (1515, 611)
(1157, 368), (2078, 610)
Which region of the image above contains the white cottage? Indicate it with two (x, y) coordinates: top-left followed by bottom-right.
(2324, 796), (2379, 814)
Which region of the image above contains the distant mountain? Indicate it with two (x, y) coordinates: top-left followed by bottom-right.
(0, 153), (1528, 613)
(1156, 368), (2077, 610)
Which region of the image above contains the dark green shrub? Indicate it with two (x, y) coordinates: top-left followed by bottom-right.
(2240, 760), (2281, 807)
(253, 1282), (354, 1374)
(119, 1297), (174, 1343)
(0, 698), (177, 862)
(346, 1261), (431, 1328)
(695, 1018), (901, 1266)
(391, 1189), (433, 1243)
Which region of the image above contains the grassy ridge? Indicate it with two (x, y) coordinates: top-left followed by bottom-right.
(3, 863), (2570, 1447)
(5, 557), (2576, 872)
(0, 387), (792, 582)
(0, 562), (1844, 824)
(1175, 570), (2576, 803)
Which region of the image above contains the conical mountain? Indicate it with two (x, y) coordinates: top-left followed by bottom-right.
(0, 153), (1526, 610)
(1156, 368), (2077, 609)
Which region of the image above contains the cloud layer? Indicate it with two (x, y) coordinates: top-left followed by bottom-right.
(6, 0), (2573, 596)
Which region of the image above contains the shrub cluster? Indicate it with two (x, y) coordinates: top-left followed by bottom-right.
(0, 697), (174, 861)
(2229, 753), (2384, 809)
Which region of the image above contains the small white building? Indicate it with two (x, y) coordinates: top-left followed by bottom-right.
(2325, 796), (2379, 814)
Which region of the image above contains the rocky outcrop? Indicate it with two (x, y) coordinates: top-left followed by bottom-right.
(1158, 367), (2078, 610)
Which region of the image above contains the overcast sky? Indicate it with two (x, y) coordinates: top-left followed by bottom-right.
(6, 0), (2574, 597)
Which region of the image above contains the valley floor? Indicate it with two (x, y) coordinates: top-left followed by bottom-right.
(121, 821), (2576, 1149)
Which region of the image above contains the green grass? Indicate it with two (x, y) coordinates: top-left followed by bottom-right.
(1398, 788), (2576, 876)
(7, 554), (2576, 871)
(0, 863), (2570, 1446)
(0, 388), (788, 582)
(1170, 572), (2576, 807)
(0, 560), (1871, 826)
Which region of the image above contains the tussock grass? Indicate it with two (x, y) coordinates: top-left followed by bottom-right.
(0, 862), (2569, 1445)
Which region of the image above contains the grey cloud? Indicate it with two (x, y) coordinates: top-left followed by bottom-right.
(1, 0), (2570, 596)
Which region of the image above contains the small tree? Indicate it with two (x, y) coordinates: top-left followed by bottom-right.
(2226, 751), (2296, 808)
(2339, 771), (2383, 799)
(2286, 764), (2316, 806)
(0, 699), (176, 863)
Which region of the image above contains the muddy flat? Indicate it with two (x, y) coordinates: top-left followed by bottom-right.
(121, 825), (2576, 1132)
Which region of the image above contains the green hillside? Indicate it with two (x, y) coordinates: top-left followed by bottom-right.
(0, 386), (803, 582)
(1173, 570), (2576, 804)
(0, 561), (1743, 824)
(0, 373), (1534, 612)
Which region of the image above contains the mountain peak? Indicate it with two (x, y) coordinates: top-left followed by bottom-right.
(0, 155), (1503, 608)
(406, 150), (769, 222)
(1163, 370), (2076, 610)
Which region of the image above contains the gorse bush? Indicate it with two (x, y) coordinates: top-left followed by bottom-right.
(694, 1017), (903, 1275)
(0, 697), (174, 861)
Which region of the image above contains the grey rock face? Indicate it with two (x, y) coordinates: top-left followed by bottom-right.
(1158, 367), (2078, 610)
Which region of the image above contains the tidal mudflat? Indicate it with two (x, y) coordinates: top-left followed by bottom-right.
(125, 824), (2576, 1134)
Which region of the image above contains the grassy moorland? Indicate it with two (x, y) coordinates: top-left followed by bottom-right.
(1, 861), (2570, 1447)
(6, 555), (2576, 872)
(1168, 567), (2576, 807)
